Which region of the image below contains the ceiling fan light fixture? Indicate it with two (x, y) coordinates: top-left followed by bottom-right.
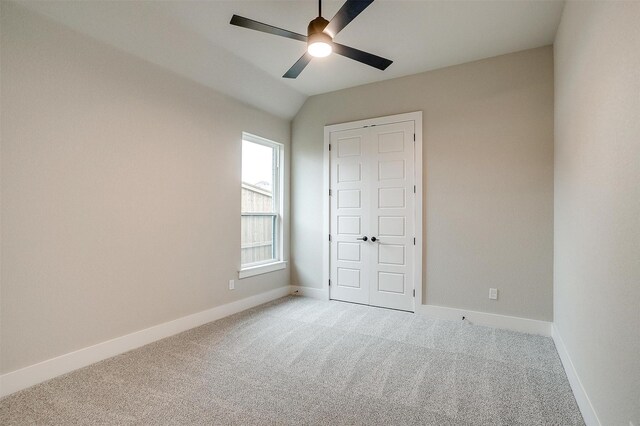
(230, 0), (393, 79)
(307, 32), (332, 58)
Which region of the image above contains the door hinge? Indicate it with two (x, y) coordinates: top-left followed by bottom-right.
(413, 237), (416, 245)
(329, 234), (332, 242)
(413, 289), (416, 297)
(328, 144), (331, 151)
(328, 279), (331, 287)
(413, 185), (416, 194)
(413, 133), (416, 142)
(329, 189), (332, 196)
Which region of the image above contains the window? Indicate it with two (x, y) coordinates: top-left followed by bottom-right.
(239, 133), (285, 277)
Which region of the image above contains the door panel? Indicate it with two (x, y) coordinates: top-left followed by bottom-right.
(378, 160), (405, 180)
(378, 216), (405, 236)
(337, 137), (362, 157)
(330, 128), (369, 305)
(378, 272), (405, 294)
(337, 267), (361, 288)
(337, 216), (361, 234)
(378, 187), (406, 208)
(369, 121), (415, 311)
(337, 189), (361, 208)
(378, 244), (405, 265)
(337, 163), (361, 182)
(337, 242), (361, 262)
(330, 121), (415, 311)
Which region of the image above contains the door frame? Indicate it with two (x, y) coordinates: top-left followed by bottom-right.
(322, 111), (423, 310)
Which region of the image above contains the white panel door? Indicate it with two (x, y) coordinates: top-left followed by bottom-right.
(330, 128), (370, 305)
(369, 121), (415, 311)
(329, 120), (415, 311)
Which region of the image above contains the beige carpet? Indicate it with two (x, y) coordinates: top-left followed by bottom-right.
(0, 296), (583, 425)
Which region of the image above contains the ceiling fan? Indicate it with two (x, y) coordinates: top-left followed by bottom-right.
(230, 0), (393, 79)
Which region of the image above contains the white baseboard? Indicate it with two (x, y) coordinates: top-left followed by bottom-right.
(290, 285), (329, 300)
(552, 325), (601, 426)
(416, 304), (552, 336)
(0, 285), (291, 398)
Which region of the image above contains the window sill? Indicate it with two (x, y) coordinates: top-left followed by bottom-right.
(238, 261), (287, 279)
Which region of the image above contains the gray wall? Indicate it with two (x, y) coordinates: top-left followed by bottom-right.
(292, 46), (554, 321)
(0, 3), (290, 374)
(554, 2), (640, 424)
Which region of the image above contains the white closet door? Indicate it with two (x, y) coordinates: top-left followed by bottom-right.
(368, 121), (415, 311)
(329, 120), (416, 312)
(330, 127), (370, 305)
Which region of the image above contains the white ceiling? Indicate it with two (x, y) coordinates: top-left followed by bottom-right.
(17, 0), (565, 119)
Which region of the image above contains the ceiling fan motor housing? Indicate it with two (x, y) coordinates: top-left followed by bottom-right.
(308, 16), (331, 38)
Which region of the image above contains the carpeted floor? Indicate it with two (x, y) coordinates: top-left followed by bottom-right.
(1, 296), (584, 425)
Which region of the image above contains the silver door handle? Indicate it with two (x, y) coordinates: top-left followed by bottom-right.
(371, 237), (379, 242)
(356, 236), (368, 241)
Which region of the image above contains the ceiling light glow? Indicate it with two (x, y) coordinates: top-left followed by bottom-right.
(308, 41), (332, 57)
(307, 32), (332, 58)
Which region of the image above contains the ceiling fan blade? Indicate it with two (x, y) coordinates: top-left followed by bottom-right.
(283, 53), (313, 79)
(324, 0), (374, 37)
(332, 42), (392, 71)
(230, 15), (307, 42)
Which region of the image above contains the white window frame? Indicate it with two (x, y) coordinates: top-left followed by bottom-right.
(239, 132), (286, 279)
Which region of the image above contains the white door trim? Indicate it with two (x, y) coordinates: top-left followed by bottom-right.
(322, 112), (423, 306)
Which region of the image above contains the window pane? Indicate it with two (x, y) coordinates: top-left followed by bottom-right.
(241, 214), (275, 265)
(242, 140), (273, 213)
(241, 137), (278, 266)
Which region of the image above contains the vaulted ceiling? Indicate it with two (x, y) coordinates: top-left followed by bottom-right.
(19, 1), (565, 118)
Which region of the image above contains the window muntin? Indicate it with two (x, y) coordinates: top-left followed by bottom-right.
(241, 133), (282, 268)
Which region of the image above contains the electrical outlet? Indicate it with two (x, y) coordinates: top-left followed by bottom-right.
(489, 288), (498, 300)
(228, 279), (235, 290)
